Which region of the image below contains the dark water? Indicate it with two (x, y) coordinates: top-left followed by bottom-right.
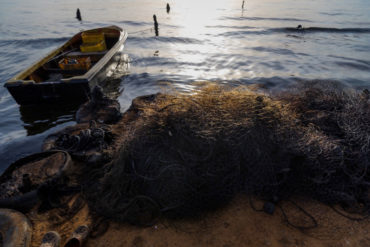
(0, 0), (370, 173)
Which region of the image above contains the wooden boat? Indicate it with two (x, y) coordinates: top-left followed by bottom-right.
(4, 26), (127, 105)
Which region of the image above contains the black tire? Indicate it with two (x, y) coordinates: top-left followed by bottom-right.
(0, 151), (72, 212)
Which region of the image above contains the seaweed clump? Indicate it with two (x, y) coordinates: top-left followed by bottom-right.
(83, 83), (370, 226)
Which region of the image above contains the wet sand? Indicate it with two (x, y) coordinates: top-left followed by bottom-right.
(28, 196), (370, 247)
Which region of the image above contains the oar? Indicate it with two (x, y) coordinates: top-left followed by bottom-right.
(47, 48), (78, 63)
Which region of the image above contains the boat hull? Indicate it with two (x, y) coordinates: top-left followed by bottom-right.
(5, 80), (90, 105)
(4, 26), (127, 106)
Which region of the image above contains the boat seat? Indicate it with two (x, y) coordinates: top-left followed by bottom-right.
(43, 67), (88, 76)
(66, 51), (107, 57)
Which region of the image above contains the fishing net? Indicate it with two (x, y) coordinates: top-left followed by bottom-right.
(279, 83), (370, 209)
(82, 83), (370, 226)
(52, 120), (115, 164)
(76, 86), (122, 124)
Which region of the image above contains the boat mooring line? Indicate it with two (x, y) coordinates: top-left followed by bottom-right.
(129, 28), (153, 35)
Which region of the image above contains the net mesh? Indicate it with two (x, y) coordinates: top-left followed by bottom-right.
(81, 83), (370, 225)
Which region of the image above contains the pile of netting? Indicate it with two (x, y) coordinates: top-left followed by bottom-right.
(82, 83), (370, 226)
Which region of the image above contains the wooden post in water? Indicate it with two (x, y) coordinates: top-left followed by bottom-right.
(76, 8), (82, 21)
(153, 15), (159, 36)
(242, 1), (245, 9)
(166, 3), (170, 13)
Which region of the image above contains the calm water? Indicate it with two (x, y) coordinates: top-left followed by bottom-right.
(0, 0), (370, 172)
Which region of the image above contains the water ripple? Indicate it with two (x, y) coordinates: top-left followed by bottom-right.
(223, 16), (313, 22)
(117, 20), (152, 26)
(328, 55), (370, 66)
(335, 61), (370, 71)
(249, 47), (309, 56)
(220, 27), (370, 37)
(128, 36), (203, 44)
(0, 37), (69, 47)
(283, 27), (370, 33)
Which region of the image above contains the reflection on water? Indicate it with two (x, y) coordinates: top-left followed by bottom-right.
(17, 52), (129, 136)
(0, 0), (370, 170)
(19, 103), (79, 136)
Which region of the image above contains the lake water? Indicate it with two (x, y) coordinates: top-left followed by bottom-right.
(0, 0), (370, 173)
